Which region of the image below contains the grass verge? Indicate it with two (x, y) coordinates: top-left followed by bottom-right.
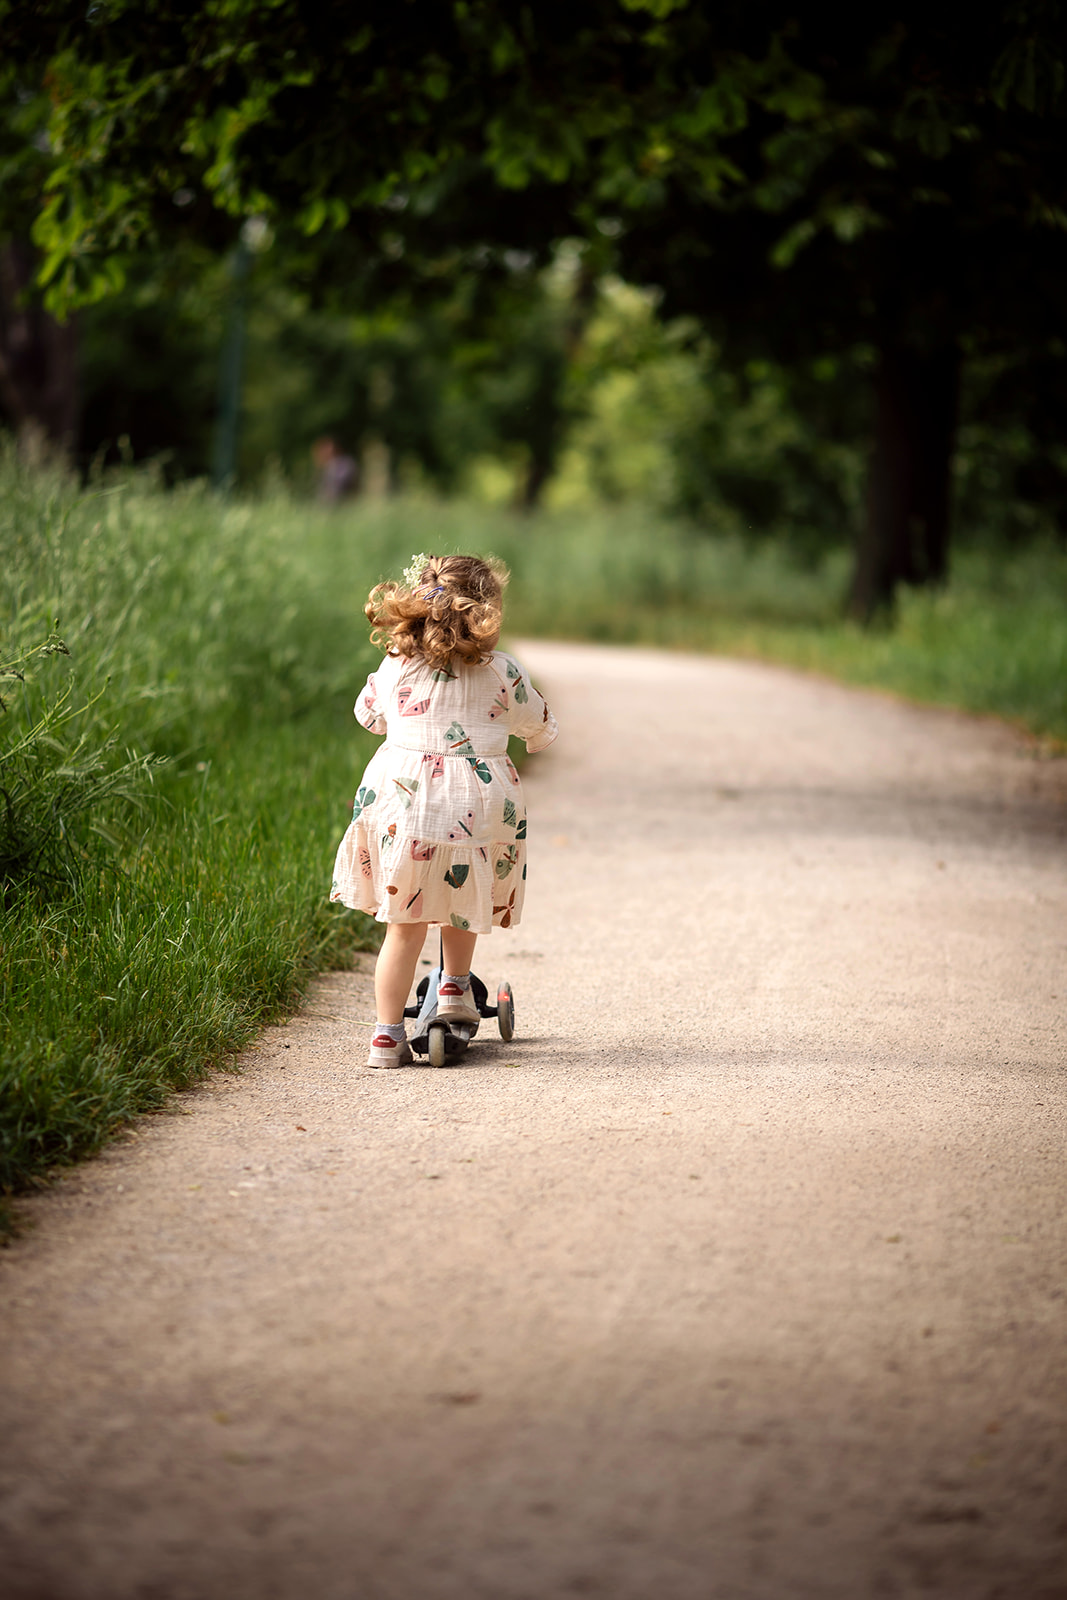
(1, 463), (382, 1202)
(2, 727), (375, 1189)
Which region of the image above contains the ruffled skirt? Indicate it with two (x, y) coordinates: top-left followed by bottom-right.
(329, 743), (527, 932)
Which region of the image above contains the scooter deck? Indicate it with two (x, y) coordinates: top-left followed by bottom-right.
(405, 965), (502, 1061)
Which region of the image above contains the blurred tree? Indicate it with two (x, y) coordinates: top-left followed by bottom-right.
(0, 68), (78, 457)
(76, 247), (223, 477)
(246, 246), (600, 503)
(606, 5), (1067, 614)
(74, 235), (595, 497)
(0, 236), (78, 460)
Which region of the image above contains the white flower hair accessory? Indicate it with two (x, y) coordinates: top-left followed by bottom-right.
(401, 552), (432, 590)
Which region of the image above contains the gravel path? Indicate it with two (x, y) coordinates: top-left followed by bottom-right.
(2, 640), (1065, 1600)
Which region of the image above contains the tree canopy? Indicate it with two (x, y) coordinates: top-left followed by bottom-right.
(3, 0), (1066, 608)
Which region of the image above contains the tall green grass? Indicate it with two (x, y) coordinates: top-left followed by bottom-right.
(1, 728), (374, 1182)
(1, 460), (383, 1198)
(3, 468), (1064, 1206)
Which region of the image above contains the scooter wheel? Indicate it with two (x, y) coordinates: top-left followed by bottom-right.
(428, 1024), (448, 1068)
(497, 981), (514, 1042)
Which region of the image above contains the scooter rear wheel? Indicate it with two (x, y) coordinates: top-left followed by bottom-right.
(428, 1024), (448, 1068)
(497, 982), (515, 1042)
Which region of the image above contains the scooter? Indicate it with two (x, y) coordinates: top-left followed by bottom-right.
(405, 937), (515, 1067)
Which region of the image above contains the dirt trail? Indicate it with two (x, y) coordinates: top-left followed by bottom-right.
(2, 640), (1066, 1600)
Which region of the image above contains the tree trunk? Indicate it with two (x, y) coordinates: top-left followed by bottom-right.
(848, 340), (960, 622)
(0, 239), (79, 463)
(519, 264), (598, 512)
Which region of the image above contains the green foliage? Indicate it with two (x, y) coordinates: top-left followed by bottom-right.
(7, 3), (1067, 598)
(0, 565), (164, 906)
(72, 250), (1067, 564)
(0, 657), (162, 899)
(0, 456), (382, 1194)
(0, 65), (51, 236)
(0, 724), (375, 1188)
(545, 279), (868, 554)
(77, 251), (223, 478)
(10, 5), (1065, 314)
(0, 630), (71, 712)
(0, 450), (372, 753)
(77, 238), (597, 500)
(783, 547), (1067, 740)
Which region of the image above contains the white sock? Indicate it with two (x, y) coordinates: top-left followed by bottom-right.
(373, 1021), (407, 1042)
(440, 972), (471, 991)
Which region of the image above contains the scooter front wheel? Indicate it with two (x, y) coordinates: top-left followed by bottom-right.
(428, 1023), (448, 1067)
(497, 982), (515, 1042)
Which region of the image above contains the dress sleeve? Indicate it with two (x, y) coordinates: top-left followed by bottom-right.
(354, 669), (387, 735)
(500, 654), (559, 754)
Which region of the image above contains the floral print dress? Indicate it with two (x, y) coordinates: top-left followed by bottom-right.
(330, 650), (557, 932)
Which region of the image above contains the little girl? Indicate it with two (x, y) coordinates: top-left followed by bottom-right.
(330, 553), (558, 1067)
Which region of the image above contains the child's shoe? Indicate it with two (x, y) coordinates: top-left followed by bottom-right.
(366, 1030), (413, 1069)
(435, 976), (481, 1026)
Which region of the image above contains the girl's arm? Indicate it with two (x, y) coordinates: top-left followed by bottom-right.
(354, 671), (387, 735)
(500, 655), (558, 752)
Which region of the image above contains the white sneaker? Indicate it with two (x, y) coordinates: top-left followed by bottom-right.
(435, 980), (481, 1026)
(366, 1032), (413, 1069)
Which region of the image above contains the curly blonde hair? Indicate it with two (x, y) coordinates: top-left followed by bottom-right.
(366, 554), (508, 673)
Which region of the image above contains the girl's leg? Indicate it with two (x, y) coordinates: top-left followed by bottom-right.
(441, 926), (478, 980)
(375, 922), (429, 1024)
(436, 926), (481, 1023)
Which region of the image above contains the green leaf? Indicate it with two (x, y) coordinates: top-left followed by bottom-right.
(303, 198), (330, 235)
(770, 217), (816, 269)
(619, 0), (690, 16)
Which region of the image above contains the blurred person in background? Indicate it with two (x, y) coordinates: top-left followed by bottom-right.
(313, 436), (359, 503)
